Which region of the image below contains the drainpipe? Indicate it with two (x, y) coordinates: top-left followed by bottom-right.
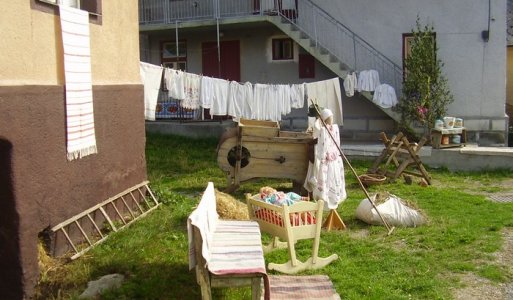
(175, 20), (179, 68)
(216, 0), (221, 77)
(482, 0), (491, 42)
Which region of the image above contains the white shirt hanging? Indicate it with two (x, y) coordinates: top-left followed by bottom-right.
(372, 84), (398, 108)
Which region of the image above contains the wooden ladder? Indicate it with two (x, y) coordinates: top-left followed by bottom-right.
(51, 181), (160, 260)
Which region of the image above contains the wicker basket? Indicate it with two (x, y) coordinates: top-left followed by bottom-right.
(358, 174), (387, 186)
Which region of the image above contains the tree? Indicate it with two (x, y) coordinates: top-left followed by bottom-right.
(397, 17), (454, 137)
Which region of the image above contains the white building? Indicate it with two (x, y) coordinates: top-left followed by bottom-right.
(140, 0), (508, 145)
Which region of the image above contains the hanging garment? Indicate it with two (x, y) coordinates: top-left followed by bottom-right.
(305, 78), (344, 125)
(343, 72), (357, 97)
(182, 72), (201, 109)
(228, 81), (253, 121)
(290, 83), (306, 109)
(279, 84), (292, 117)
(312, 123), (347, 210)
(61, 5), (97, 160)
(253, 84), (276, 121)
(201, 77), (230, 116)
(140, 62), (164, 121)
(372, 84), (398, 108)
(357, 69), (380, 92)
(164, 68), (185, 100)
(240, 82), (255, 120)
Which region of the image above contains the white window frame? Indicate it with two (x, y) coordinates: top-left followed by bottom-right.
(39, 0), (80, 8)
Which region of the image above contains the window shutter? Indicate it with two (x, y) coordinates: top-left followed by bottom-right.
(80, 0), (99, 14)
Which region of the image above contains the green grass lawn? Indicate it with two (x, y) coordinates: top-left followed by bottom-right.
(37, 133), (513, 299)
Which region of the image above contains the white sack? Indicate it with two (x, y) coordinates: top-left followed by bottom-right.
(355, 194), (426, 227)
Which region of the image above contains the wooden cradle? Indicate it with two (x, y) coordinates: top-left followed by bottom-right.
(245, 194), (338, 274)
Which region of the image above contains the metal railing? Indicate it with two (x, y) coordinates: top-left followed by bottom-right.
(155, 90), (202, 121)
(283, 0), (402, 93)
(139, 0), (403, 93)
(139, 0), (265, 24)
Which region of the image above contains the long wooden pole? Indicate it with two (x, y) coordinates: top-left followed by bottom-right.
(311, 101), (395, 235)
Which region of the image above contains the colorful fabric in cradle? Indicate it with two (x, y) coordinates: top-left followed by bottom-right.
(259, 187), (308, 206)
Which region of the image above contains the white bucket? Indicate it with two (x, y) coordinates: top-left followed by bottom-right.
(443, 117), (455, 129)
(454, 118), (463, 128)
(434, 120), (444, 130)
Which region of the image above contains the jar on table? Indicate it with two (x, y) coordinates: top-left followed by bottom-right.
(441, 135), (450, 145)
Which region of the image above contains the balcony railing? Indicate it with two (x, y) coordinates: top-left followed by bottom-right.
(140, 0), (402, 94)
(139, 0), (274, 24)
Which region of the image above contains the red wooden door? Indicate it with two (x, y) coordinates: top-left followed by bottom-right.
(201, 40), (240, 119)
(201, 40), (240, 82)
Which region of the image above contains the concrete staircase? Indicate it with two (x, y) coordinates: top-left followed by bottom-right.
(266, 14), (402, 124)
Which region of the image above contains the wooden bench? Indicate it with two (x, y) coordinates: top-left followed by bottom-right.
(187, 182), (269, 300)
(246, 194), (338, 274)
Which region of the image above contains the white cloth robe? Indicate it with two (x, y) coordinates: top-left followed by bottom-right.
(311, 124), (347, 209)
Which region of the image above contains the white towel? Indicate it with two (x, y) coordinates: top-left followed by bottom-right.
(305, 78), (344, 125)
(60, 5), (97, 161)
(164, 68), (185, 100)
(202, 77), (230, 116)
(290, 83), (305, 109)
(228, 81), (254, 121)
(140, 62), (163, 121)
(182, 72), (201, 109)
(187, 182), (219, 269)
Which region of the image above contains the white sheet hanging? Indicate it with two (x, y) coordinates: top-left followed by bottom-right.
(305, 78), (344, 125)
(140, 62), (163, 121)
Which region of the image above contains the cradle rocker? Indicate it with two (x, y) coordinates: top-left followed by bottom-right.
(246, 194), (338, 274)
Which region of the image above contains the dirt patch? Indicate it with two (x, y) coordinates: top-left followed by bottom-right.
(452, 228), (513, 300)
(347, 228), (369, 239)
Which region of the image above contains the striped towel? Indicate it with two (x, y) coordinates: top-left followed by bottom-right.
(60, 5), (97, 160)
(265, 275), (341, 300)
(209, 220), (266, 275)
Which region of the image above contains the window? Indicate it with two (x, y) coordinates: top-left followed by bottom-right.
(272, 38), (293, 60)
(163, 62), (187, 71)
(32, 0), (102, 23)
(161, 41), (187, 71)
(402, 32), (436, 77)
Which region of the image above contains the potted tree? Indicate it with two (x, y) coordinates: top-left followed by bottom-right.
(397, 17), (454, 141)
